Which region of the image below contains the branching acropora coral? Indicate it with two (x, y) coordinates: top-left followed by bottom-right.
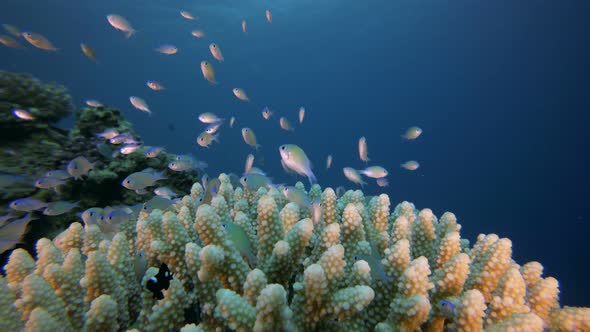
(1, 175), (589, 331)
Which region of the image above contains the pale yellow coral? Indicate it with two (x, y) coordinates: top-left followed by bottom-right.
(466, 236), (513, 302)
(1, 177), (588, 332)
(549, 306), (590, 331)
(279, 202), (300, 234)
(84, 294), (119, 332)
(24, 307), (61, 332)
(253, 284), (294, 332)
(486, 312), (544, 332)
(526, 276), (560, 322)
(452, 289), (487, 332)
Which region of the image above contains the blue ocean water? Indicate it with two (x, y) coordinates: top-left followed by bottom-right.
(1, 0), (589, 306)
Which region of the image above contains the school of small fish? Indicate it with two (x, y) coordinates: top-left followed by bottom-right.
(1, 7), (424, 255)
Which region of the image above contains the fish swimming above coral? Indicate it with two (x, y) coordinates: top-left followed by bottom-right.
(279, 144), (316, 185)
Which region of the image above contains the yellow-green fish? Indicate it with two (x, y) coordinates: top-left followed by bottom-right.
(402, 126), (422, 140)
(153, 186), (178, 198)
(360, 166), (388, 179)
(279, 144), (316, 185)
(22, 32), (58, 51)
(0, 213), (35, 254)
(191, 30), (205, 38)
(233, 88), (249, 101)
(343, 167), (366, 187)
(203, 178), (221, 204)
(354, 244), (388, 282)
(86, 99), (104, 108)
(122, 170), (166, 192)
(283, 186), (311, 210)
(209, 43), (224, 62)
(180, 10), (196, 20)
(67, 156), (96, 180)
(197, 131), (219, 148)
(9, 198), (47, 212)
(262, 107), (273, 120)
(222, 221), (256, 267)
(129, 96), (151, 115)
(147, 80), (165, 91)
(34, 177), (65, 189)
(145, 146), (164, 158)
(240, 173), (272, 191)
(104, 209), (131, 224)
(201, 61), (217, 84)
(43, 201), (79, 216)
(80, 207), (104, 225)
(107, 14), (136, 38)
(80, 43), (97, 62)
(142, 196), (174, 213)
(2, 24), (21, 38)
(242, 128), (260, 150)
(299, 107), (305, 124)
(0, 35), (22, 48)
(401, 160), (420, 171)
(155, 44), (177, 55)
(279, 117), (294, 131)
(358, 136), (369, 162)
(244, 154), (255, 174)
(199, 112), (223, 124)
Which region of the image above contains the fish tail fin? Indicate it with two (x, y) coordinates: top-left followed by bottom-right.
(156, 170), (167, 181)
(125, 30), (137, 39)
(53, 185), (62, 195)
(308, 172), (317, 186)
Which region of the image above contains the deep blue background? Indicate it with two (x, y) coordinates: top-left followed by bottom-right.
(2, 0), (589, 305)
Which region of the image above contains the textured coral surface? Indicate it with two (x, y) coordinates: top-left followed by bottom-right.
(1, 176), (589, 331)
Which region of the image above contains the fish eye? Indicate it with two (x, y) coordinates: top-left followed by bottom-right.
(90, 212), (94, 216)
(126, 180), (130, 184)
(281, 146), (285, 150)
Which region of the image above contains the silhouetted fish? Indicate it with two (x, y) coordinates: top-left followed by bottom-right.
(146, 263), (173, 300)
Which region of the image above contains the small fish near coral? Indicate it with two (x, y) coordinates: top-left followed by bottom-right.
(146, 263), (173, 300)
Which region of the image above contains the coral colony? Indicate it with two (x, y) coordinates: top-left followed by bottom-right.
(2, 177), (589, 331)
